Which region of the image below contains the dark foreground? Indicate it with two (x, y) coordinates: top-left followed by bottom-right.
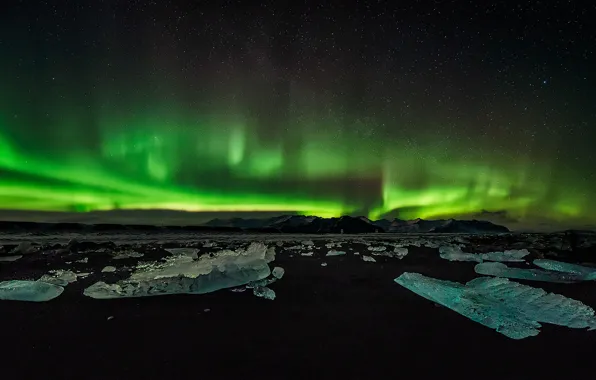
(1, 233), (596, 379)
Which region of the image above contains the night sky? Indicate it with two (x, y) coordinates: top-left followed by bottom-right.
(0, 1), (595, 227)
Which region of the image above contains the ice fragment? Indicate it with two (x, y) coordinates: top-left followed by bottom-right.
(440, 246), (529, 263)
(533, 259), (596, 278)
(253, 286), (276, 300)
(0, 255), (22, 262)
(395, 272), (596, 339)
(39, 270), (78, 286)
(475, 262), (587, 283)
(84, 242), (274, 299)
(272, 267), (285, 279)
(165, 248), (199, 259)
(0, 280), (64, 302)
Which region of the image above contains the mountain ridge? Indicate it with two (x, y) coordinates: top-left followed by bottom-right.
(205, 215), (510, 234)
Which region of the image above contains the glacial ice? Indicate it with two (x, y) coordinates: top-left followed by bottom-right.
(39, 270), (78, 286)
(0, 255), (22, 262)
(0, 280), (64, 302)
(395, 272), (596, 339)
(393, 247), (409, 259)
(165, 248), (199, 259)
(475, 262), (588, 283)
(11, 242), (35, 255)
(84, 242), (275, 299)
(533, 259), (596, 278)
(253, 286), (276, 300)
(113, 251), (144, 260)
(272, 267), (285, 279)
(439, 246), (529, 263)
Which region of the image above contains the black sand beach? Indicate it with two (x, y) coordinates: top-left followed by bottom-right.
(1, 232), (596, 379)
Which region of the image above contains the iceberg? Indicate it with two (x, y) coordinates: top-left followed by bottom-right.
(113, 251), (144, 260)
(165, 248), (199, 259)
(272, 267), (285, 279)
(0, 280), (64, 302)
(475, 262), (587, 283)
(11, 242), (36, 255)
(395, 272), (596, 339)
(440, 246), (529, 263)
(253, 286), (276, 300)
(0, 255), (22, 262)
(38, 270), (78, 286)
(393, 247), (409, 259)
(84, 242), (275, 299)
(533, 259), (596, 278)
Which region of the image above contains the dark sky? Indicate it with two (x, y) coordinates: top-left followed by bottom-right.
(0, 0), (595, 227)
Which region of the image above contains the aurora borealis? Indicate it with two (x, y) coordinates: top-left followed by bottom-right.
(1, 1), (595, 227)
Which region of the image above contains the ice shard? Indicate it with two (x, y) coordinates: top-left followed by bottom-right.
(253, 286), (276, 300)
(0, 280), (64, 302)
(84, 242), (275, 299)
(395, 272), (596, 339)
(165, 248), (199, 259)
(39, 270), (79, 286)
(439, 246), (529, 263)
(475, 262), (588, 283)
(0, 255), (22, 262)
(533, 259), (596, 279)
(271, 267), (285, 279)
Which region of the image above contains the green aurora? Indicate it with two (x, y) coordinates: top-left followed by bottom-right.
(1, 1), (595, 226)
(0, 111), (592, 223)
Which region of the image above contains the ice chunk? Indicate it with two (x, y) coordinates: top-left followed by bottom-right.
(321, 262), (327, 267)
(393, 247), (408, 259)
(326, 250), (346, 256)
(475, 262), (587, 283)
(0, 255), (22, 262)
(253, 286), (276, 300)
(368, 246), (387, 252)
(272, 267), (285, 279)
(11, 242), (36, 255)
(38, 270), (78, 286)
(301, 251), (314, 257)
(165, 248), (199, 259)
(533, 259), (596, 278)
(395, 272), (596, 339)
(113, 251), (144, 260)
(102, 266), (117, 273)
(362, 255), (376, 262)
(84, 242), (274, 299)
(76, 257), (89, 263)
(0, 280), (64, 302)
(440, 246), (529, 263)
